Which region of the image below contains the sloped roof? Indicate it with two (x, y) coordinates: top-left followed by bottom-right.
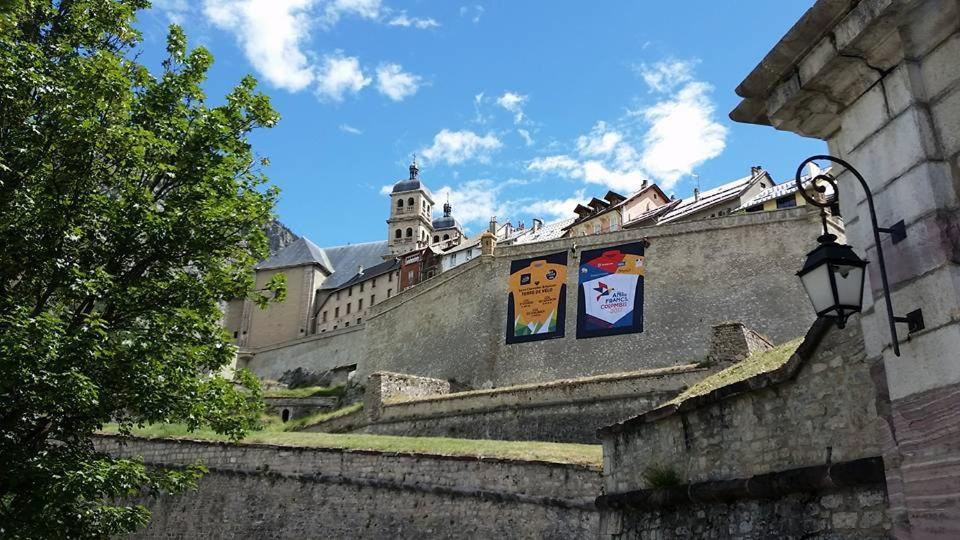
(737, 167), (830, 211)
(659, 172), (771, 224)
(332, 257), (400, 291)
(512, 217), (577, 244)
(256, 237), (333, 273)
(320, 240), (391, 290)
(623, 198), (681, 229)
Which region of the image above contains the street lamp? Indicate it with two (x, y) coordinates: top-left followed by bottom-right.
(796, 233), (867, 329)
(794, 155), (923, 356)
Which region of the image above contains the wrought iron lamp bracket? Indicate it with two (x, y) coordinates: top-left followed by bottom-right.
(795, 155), (924, 356)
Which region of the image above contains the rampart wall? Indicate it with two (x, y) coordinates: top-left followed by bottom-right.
(361, 207), (827, 388)
(597, 318), (892, 538)
(95, 436), (600, 539)
(362, 366), (707, 443)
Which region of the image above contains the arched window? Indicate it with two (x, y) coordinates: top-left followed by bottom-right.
(433, 235), (439, 243)
(395, 229), (402, 239)
(443, 234), (450, 240)
(407, 197), (414, 206)
(397, 199), (404, 208)
(406, 227), (413, 237)
(422, 200), (426, 210)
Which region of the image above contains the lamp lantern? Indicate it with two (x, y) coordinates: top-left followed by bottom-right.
(794, 155), (924, 356)
(796, 234), (867, 329)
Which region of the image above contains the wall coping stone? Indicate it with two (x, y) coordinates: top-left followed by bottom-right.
(595, 456), (885, 510)
(93, 434), (603, 471)
(598, 317), (834, 437)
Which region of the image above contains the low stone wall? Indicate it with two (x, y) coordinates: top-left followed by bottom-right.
(597, 318), (891, 538)
(363, 371), (451, 421)
(242, 324), (365, 382)
(705, 321), (773, 364)
(96, 435), (601, 539)
(364, 366), (707, 443)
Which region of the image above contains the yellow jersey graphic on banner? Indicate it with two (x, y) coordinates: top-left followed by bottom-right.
(508, 258), (567, 337)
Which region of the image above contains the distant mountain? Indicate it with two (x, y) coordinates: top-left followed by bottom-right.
(264, 219), (298, 255)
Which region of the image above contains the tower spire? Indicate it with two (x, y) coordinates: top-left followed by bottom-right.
(409, 154), (419, 180)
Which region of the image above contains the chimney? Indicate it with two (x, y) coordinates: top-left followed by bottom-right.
(489, 215), (497, 234)
(532, 218), (543, 231)
(357, 265), (364, 276)
(518, 221), (525, 230)
(641, 179), (649, 189)
(693, 187), (700, 201)
(751, 165), (762, 176)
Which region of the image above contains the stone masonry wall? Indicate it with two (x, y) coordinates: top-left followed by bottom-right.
(360, 207), (825, 388)
(598, 319), (891, 538)
(706, 322), (774, 364)
(364, 371), (451, 420)
(244, 324), (366, 382)
(607, 487), (890, 540)
(96, 436), (601, 539)
(601, 320), (879, 490)
(363, 366), (707, 443)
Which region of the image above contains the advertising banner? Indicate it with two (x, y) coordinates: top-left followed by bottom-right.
(506, 252), (568, 344)
(576, 242), (646, 339)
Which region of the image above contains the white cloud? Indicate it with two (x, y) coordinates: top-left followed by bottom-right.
(523, 60), (727, 192)
(527, 155), (582, 178)
(339, 123), (362, 135)
(388, 12), (439, 28)
(322, 0), (381, 26)
(420, 129), (502, 165)
(496, 91), (527, 124)
(379, 184), (393, 195)
(432, 180), (504, 226)
(204, 0), (317, 92)
(637, 82), (727, 185)
(154, 0), (190, 24)
(460, 4), (484, 23)
(635, 59), (698, 93)
(517, 129), (534, 146)
(524, 190), (587, 220)
(576, 122), (624, 157)
(375, 63), (421, 101)
(315, 53), (370, 101)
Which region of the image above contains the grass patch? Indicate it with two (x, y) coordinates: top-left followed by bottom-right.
(284, 402), (364, 431)
(262, 385), (344, 398)
(642, 464), (682, 488)
(668, 337), (804, 407)
(97, 422), (602, 468)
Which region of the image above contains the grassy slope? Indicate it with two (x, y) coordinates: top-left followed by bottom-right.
(97, 420), (602, 468)
(667, 337), (804, 406)
(261, 385), (344, 398)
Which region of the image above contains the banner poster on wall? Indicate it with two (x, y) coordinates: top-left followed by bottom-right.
(505, 252), (568, 344)
(576, 242), (646, 339)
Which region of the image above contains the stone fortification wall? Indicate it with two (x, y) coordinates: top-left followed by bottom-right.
(363, 366), (707, 443)
(361, 208), (825, 388)
(243, 324), (365, 382)
(96, 436), (600, 539)
(597, 318), (891, 538)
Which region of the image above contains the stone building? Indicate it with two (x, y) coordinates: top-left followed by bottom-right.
(563, 183), (671, 238)
(312, 258), (401, 334)
(387, 160), (443, 257)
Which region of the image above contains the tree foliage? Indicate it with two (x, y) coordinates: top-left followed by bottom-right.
(0, 1), (284, 536)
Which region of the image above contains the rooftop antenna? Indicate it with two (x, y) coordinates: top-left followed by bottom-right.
(691, 173), (701, 193)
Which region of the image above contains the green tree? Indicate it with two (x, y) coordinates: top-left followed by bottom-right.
(0, 1), (285, 537)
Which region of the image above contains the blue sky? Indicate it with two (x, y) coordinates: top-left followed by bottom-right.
(140, 0), (825, 246)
